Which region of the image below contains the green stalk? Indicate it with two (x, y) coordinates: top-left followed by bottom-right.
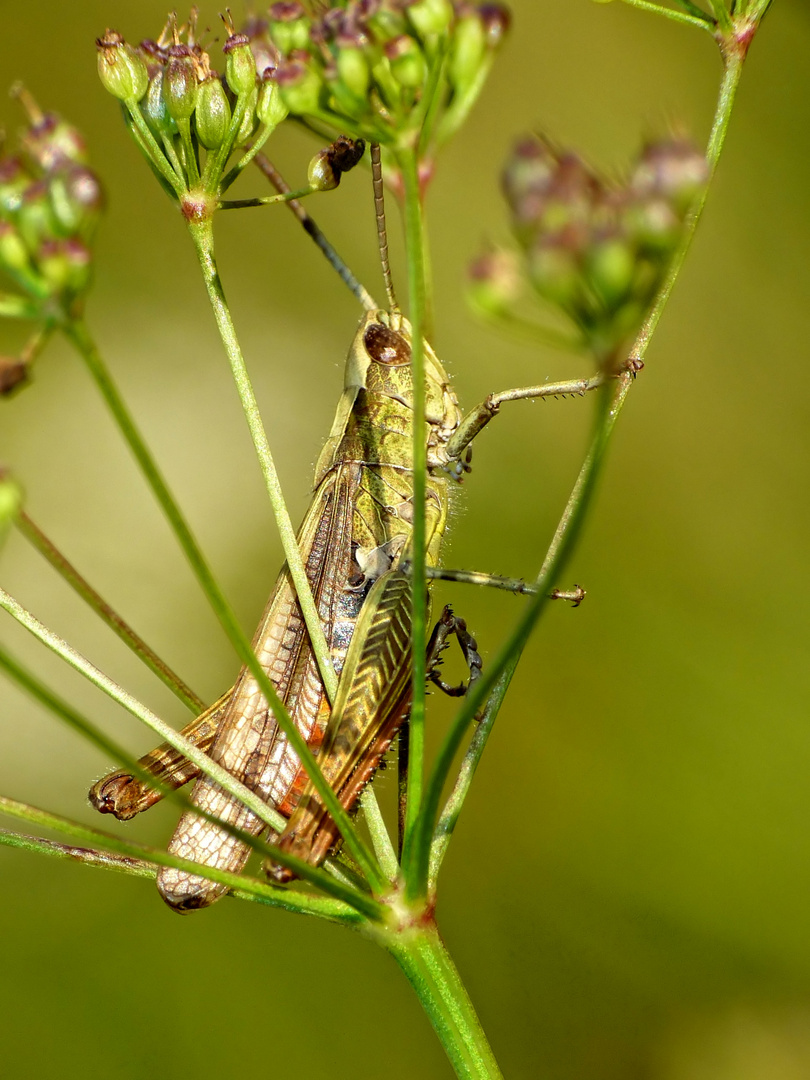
(618, 0), (716, 31)
(0, 796), (366, 923)
(16, 511), (205, 713)
(385, 922), (503, 1080)
(396, 148), (429, 893)
(426, 40), (748, 886)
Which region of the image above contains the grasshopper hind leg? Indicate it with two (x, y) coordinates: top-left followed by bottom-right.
(426, 607), (483, 700)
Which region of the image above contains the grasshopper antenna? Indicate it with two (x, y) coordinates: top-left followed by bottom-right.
(371, 143), (399, 319)
(253, 152), (377, 312)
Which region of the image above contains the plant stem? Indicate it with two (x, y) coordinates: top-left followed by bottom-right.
(396, 148), (429, 895)
(16, 511), (204, 713)
(386, 922), (503, 1080)
(427, 42), (748, 883)
(619, 0), (716, 30)
(187, 220), (338, 702)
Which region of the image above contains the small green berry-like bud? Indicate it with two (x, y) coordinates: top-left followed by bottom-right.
(0, 472), (23, 534)
(448, 12), (486, 95)
(467, 249), (520, 315)
(276, 58), (323, 115)
(163, 46), (199, 122)
(585, 235), (635, 308)
(141, 72), (178, 139)
(235, 87), (260, 146)
(336, 46), (371, 101)
(528, 238), (582, 310)
(0, 221), (30, 274)
(308, 148), (340, 191)
(195, 75), (232, 150)
(408, 0), (455, 38)
(97, 30), (149, 103)
(48, 165), (104, 240)
(224, 32), (258, 96)
(268, 3), (312, 55)
(385, 36), (427, 90)
(257, 78), (288, 130)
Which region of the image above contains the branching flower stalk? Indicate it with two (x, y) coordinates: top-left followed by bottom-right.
(0, 2), (771, 1077)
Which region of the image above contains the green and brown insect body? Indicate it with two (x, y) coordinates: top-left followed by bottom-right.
(88, 307), (461, 909)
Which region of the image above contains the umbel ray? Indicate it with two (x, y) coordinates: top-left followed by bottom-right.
(90, 141), (599, 912)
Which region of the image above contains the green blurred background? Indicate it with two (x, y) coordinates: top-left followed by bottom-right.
(1, 2), (809, 1077)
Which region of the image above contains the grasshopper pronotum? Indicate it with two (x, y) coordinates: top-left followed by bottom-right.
(90, 144), (595, 909)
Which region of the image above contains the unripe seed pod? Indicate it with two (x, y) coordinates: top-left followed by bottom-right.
(449, 12), (486, 95)
(308, 148), (340, 191)
(235, 87), (260, 146)
(585, 235), (635, 308)
(385, 35), (427, 90)
(195, 75), (232, 149)
(276, 59), (323, 115)
(336, 46), (371, 100)
(467, 249), (520, 315)
(23, 114), (88, 171)
(97, 30), (149, 103)
(163, 46), (199, 122)
(528, 239), (582, 310)
(0, 221), (31, 274)
(407, 0), (455, 38)
(478, 4), (512, 48)
(141, 72), (178, 138)
(48, 165), (104, 239)
(268, 4), (311, 55)
(257, 78), (289, 130)
(224, 33), (258, 96)
(17, 181), (57, 250)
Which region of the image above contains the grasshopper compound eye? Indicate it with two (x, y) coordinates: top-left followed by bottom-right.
(364, 323), (411, 367)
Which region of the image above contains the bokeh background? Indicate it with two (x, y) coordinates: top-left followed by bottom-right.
(1, 2), (809, 1077)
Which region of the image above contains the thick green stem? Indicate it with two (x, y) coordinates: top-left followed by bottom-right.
(386, 922), (503, 1080)
(397, 149), (429, 893)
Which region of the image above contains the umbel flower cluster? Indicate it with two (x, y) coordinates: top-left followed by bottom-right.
(96, 3), (510, 210)
(247, 1), (510, 157)
(471, 134), (710, 362)
(0, 91), (103, 392)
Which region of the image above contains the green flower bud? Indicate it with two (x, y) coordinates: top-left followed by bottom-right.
(268, 4), (312, 55)
(97, 30), (149, 103)
(195, 75), (232, 150)
(16, 181), (57, 251)
(467, 249), (520, 316)
(276, 59), (323, 116)
(0, 159), (30, 218)
(0, 221), (30, 274)
(235, 87), (260, 146)
(449, 13), (487, 95)
(38, 239), (91, 296)
(630, 138), (709, 218)
(528, 239), (582, 310)
(585, 235), (635, 308)
(336, 46), (371, 100)
(224, 32), (258, 96)
(48, 166), (104, 241)
(257, 78), (288, 130)
(407, 0), (455, 39)
(22, 114), (88, 172)
(0, 473), (23, 535)
(141, 72), (178, 139)
(385, 35), (428, 90)
(163, 46), (199, 122)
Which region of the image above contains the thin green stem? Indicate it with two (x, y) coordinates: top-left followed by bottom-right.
(361, 787), (400, 882)
(123, 101), (185, 195)
(427, 42), (748, 886)
(396, 149), (429, 896)
(218, 188), (315, 210)
(385, 922), (503, 1080)
(0, 638), (380, 914)
(16, 511), (204, 714)
(0, 294), (40, 320)
(187, 221), (337, 702)
(618, 0), (716, 30)
(0, 797), (367, 923)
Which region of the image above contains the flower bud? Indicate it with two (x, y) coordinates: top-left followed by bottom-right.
(276, 58), (323, 115)
(0, 221), (30, 274)
(0, 158), (29, 217)
(449, 11), (487, 94)
(224, 32), (258, 96)
(478, 4), (512, 48)
(630, 137), (709, 217)
(16, 181), (57, 251)
(336, 45), (371, 100)
(585, 235), (635, 308)
(268, 3), (312, 55)
(97, 30), (149, 103)
(22, 114), (88, 172)
(407, 0), (455, 38)
(48, 165), (104, 240)
(467, 249), (520, 315)
(163, 46), (199, 122)
(528, 238), (582, 310)
(141, 72), (178, 139)
(308, 136), (366, 191)
(308, 148), (340, 191)
(235, 87), (260, 146)
(195, 75), (232, 149)
(0, 473), (23, 537)
(385, 35), (427, 90)
(257, 78), (288, 130)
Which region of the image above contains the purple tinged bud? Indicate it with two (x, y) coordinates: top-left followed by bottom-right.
(477, 4), (511, 48)
(276, 58), (323, 115)
(163, 45), (199, 122)
(137, 39), (169, 78)
(22, 114), (88, 172)
(630, 137), (709, 217)
(467, 249), (520, 315)
(224, 32), (258, 96)
(268, 3), (312, 55)
(48, 165), (105, 240)
(195, 75), (232, 149)
(97, 30), (149, 103)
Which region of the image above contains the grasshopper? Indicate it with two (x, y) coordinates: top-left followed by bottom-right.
(90, 148), (593, 909)
(91, 300), (467, 909)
